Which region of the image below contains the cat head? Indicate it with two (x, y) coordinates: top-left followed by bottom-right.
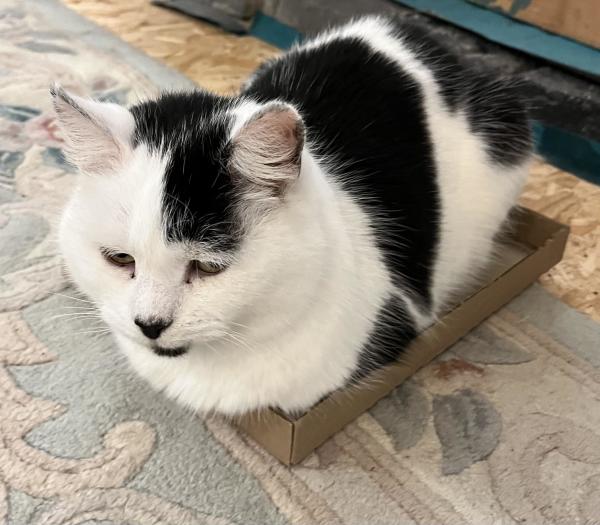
(53, 86), (308, 357)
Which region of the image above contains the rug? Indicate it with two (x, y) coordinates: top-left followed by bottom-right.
(2, 1), (600, 523)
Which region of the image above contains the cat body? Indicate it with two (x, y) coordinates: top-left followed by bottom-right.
(55, 16), (531, 415)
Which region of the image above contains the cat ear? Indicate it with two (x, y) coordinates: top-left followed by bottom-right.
(50, 84), (134, 175)
(229, 102), (305, 197)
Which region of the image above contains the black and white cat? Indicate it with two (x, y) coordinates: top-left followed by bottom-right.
(54, 16), (531, 415)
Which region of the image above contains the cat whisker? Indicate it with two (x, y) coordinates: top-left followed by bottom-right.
(204, 341), (220, 355)
(50, 292), (94, 304)
(59, 305), (98, 310)
(49, 313), (105, 321)
(70, 329), (112, 336)
(228, 320), (252, 331)
(221, 331), (256, 355)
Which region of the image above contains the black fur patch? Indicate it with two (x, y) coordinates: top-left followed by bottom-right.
(392, 19), (532, 166)
(131, 91), (239, 250)
(462, 77), (532, 166)
(243, 34), (440, 309)
(352, 295), (418, 381)
(390, 20), (464, 111)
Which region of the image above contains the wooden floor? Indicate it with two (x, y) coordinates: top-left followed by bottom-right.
(64, 0), (600, 321)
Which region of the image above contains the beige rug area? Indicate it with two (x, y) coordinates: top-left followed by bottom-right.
(2, 1), (600, 523)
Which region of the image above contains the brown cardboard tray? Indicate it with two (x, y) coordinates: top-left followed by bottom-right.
(234, 207), (569, 465)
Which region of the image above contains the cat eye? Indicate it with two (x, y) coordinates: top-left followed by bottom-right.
(104, 251), (135, 267)
(186, 260), (224, 282)
(194, 260), (224, 274)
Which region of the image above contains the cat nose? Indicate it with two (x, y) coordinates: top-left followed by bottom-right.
(134, 318), (172, 340)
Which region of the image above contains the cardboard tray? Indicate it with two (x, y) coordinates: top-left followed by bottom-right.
(235, 207), (569, 465)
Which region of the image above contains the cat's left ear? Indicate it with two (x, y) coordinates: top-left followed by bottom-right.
(50, 84), (134, 176)
(229, 102), (305, 197)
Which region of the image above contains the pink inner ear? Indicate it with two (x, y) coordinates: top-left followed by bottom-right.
(244, 109), (302, 157)
(230, 105), (305, 193)
(51, 86), (133, 176)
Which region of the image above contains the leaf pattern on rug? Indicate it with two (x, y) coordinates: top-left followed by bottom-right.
(0, 105), (40, 123)
(0, 151), (24, 183)
(41, 146), (74, 172)
(433, 389), (502, 475)
(369, 380), (429, 450)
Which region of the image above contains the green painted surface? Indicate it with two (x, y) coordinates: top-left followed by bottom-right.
(250, 12), (301, 49)
(533, 122), (600, 185)
(392, 0), (600, 77)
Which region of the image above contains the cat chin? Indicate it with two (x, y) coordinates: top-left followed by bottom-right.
(113, 331), (350, 416)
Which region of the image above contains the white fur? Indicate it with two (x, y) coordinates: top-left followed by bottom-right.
(57, 17), (529, 415)
(339, 17), (530, 313)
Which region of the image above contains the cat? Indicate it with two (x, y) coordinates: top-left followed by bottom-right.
(53, 16), (531, 416)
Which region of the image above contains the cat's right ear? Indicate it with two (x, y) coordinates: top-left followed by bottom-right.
(229, 102), (305, 201)
(50, 84), (134, 175)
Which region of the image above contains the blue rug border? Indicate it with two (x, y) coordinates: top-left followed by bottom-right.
(249, 12), (600, 185)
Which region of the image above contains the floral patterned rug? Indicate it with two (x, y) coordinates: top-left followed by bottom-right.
(2, 1), (600, 523)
